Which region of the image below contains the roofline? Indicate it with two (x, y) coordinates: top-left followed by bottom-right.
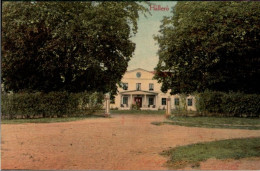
(119, 90), (158, 94)
(126, 68), (154, 74)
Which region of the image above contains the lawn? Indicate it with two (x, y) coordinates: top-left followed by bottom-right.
(152, 116), (260, 130)
(1, 109), (166, 124)
(161, 137), (260, 169)
(1, 115), (105, 124)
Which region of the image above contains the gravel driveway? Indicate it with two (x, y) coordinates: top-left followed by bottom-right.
(1, 114), (260, 170)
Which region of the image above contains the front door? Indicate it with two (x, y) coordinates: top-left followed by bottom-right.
(134, 97), (142, 108)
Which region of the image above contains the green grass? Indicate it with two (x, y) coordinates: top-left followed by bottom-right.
(110, 109), (166, 115)
(1, 109), (165, 124)
(170, 116), (260, 125)
(151, 116), (260, 130)
(1, 115), (105, 124)
(171, 110), (199, 116)
(161, 137), (260, 169)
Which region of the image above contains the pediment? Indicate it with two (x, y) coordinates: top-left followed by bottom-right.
(124, 68), (154, 79)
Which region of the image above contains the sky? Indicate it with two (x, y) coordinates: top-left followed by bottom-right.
(127, 1), (177, 71)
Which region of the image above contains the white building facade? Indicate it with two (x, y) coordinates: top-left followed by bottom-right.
(111, 68), (196, 111)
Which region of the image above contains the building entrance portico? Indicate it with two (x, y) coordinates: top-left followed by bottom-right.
(120, 90), (159, 110)
(134, 97), (142, 108)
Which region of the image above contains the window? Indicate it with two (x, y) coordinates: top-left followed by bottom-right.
(136, 72), (141, 78)
(161, 98), (166, 105)
(123, 96), (128, 105)
(174, 98), (180, 106)
(149, 83), (154, 91)
(148, 97), (154, 105)
(136, 83), (141, 90)
(122, 83), (128, 90)
(187, 98), (193, 106)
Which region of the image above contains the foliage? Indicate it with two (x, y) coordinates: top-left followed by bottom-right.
(161, 137), (260, 169)
(178, 94), (188, 111)
(197, 91), (260, 117)
(2, 2), (149, 94)
(131, 104), (141, 110)
(154, 2), (260, 94)
(1, 92), (104, 119)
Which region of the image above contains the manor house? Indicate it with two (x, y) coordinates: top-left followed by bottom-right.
(111, 68), (196, 111)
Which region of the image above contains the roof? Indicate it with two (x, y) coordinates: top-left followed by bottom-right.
(127, 68), (154, 74)
(126, 68), (171, 77)
(119, 90), (158, 95)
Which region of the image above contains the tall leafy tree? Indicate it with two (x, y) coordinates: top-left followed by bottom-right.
(154, 2), (260, 94)
(2, 2), (148, 94)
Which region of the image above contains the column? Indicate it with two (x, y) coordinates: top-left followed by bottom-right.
(156, 95), (159, 109)
(144, 95), (147, 108)
(165, 96), (171, 118)
(130, 94), (133, 109)
(120, 95), (122, 108)
(104, 93), (110, 117)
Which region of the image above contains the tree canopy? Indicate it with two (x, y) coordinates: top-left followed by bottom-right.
(2, 2), (148, 94)
(154, 2), (260, 94)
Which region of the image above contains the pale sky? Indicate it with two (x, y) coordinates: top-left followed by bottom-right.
(127, 1), (177, 71)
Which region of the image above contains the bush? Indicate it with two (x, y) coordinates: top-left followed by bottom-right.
(1, 91), (104, 119)
(197, 91), (260, 117)
(131, 104), (140, 110)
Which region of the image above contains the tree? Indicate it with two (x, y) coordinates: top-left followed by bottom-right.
(154, 2), (260, 94)
(2, 2), (149, 94)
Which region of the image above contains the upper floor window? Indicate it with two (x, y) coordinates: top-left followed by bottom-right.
(149, 83), (154, 91)
(122, 83), (128, 90)
(187, 98), (193, 106)
(136, 83), (141, 90)
(174, 98), (180, 106)
(136, 72), (141, 78)
(161, 98), (166, 105)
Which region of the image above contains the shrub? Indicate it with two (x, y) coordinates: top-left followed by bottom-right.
(131, 104), (140, 110)
(197, 91), (260, 117)
(1, 91), (104, 119)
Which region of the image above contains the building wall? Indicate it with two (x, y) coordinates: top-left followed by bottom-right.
(112, 68), (197, 111)
(119, 69), (162, 92)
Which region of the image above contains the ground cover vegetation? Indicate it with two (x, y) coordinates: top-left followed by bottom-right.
(152, 116), (260, 130)
(151, 91), (260, 129)
(1, 115), (105, 124)
(161, 137), (260, 169)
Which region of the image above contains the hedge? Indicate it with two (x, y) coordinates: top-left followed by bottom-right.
(1, 91), (104, 119)
(197, 91), (260, 117)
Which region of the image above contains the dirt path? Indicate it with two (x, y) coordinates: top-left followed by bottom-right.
(1, 114), (260, 170)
